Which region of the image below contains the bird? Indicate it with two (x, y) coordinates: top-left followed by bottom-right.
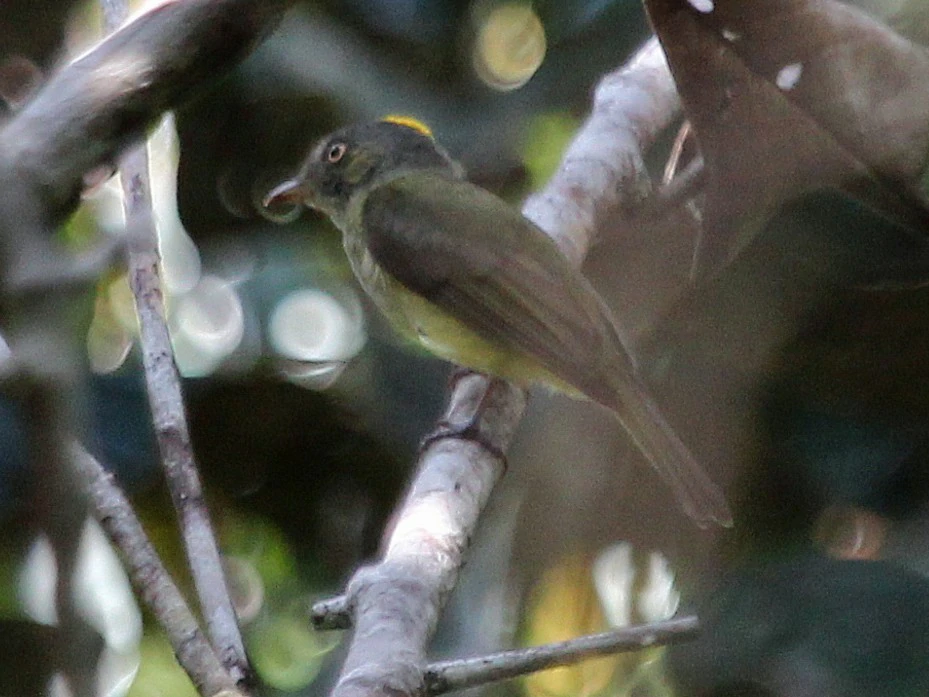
(264, 116), (731, 528)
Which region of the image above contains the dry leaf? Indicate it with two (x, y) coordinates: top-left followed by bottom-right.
(646, 0), (929, 277)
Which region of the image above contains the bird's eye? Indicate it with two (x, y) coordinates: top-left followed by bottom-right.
(326, 143), (347, 163)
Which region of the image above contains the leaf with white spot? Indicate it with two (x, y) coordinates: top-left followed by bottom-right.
(645, 0), (929, 278)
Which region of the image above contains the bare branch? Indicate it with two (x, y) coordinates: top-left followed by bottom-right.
(522, 36), (681, 266)
(324, 36), (682, 697)
(121, 132), (250, 684)
(424, 616), (700, 695)
(0, 1), (300, 692)
(0, 0), (298, 688)
(641, 157), (706, 220)
(100, 0), (129, 31)
(70, 443), (241, 697)
(97, 0), (250, 680)
(331, 376), (525, 697)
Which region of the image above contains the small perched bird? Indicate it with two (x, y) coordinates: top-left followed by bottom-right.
(264, 117), (731, 527)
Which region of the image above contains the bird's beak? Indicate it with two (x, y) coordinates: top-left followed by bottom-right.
(262, 178), (311, 209)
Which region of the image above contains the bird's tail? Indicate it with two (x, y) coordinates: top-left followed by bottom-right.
(599, 377), (732, 528)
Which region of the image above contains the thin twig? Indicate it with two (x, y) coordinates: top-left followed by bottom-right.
(324, 36), (682, 697)
(97, 0), (250, 683)
(424, 616), (700, 695)
(120, 143), (250, 683)
(312, 595), (351, 630)
(70, 443), (241, 697)
(662, 120), (692, 185)
(639, 157), (706, 220)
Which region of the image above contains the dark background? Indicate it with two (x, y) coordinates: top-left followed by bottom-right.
(4, 1), (929, 696)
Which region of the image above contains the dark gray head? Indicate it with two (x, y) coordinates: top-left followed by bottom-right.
(264, 119), (459, 219)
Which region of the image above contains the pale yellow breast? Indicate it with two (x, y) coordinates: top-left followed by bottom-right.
(342, 226), (583, 396)
(394, 282), (585, 397)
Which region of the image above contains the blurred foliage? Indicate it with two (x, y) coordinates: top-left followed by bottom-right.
(522, 112), (580, 190)
(522, 554), (614, 697)
(669, 554), (929, 697)
(520, 545), (683, 697)
(129, 633), (200, 697)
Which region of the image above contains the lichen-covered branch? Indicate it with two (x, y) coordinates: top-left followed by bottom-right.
(320, 36), (681, 697)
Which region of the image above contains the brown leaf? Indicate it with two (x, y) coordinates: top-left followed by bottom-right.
(645, 0), (929, 278)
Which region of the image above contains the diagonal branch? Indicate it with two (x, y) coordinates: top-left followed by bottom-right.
(0, 0), (295, 291)
(70, 443), (241, 697)
(0, 0), (297, 692)
(317, 37), (682, 697)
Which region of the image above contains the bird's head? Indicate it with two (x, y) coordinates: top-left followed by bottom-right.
(263, 117), (456, 221)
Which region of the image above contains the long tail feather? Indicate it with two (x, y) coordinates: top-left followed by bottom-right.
(597, 377), (732, 528)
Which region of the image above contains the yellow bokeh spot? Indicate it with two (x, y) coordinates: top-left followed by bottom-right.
(472, 2), (546, 91)
(523, 554), (614, 697)
(523, 112), (579, 189)
(382, 115), (434, 138)
(522, 550), (679, 697)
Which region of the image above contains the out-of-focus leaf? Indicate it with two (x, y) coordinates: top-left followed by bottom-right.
(248, 612), (332, 692)
(523, 112), (580, 190)
(522, 554), (614, 697)
(87, 276), (133, 374)
(128, 634), (198, 697)
(58, 198), (104, 251)
(668, 555), (929, 697)
(522, 551), (681, 697)
(646, 0), (929, 278)
(221, 511), (298, 594)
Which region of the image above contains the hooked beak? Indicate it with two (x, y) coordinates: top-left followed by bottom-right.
(262, 177), (312, 210)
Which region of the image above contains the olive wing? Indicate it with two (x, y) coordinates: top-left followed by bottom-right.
(362, 172), (732, 526)
(361, 172), (633, 395)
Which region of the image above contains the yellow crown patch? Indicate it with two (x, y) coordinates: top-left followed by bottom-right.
(381, 115), (434, 138)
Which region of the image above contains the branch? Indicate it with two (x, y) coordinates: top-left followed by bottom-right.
(121, 130), (251, 683)
(70, 443), (242, 697)
(320, 36), (682, 697)
(93, 0), (249, 681)
(0, 0), (297, 690)
(424, 616), (699, 695)
(0, 0), (295, 290)
(521, 36), (681, 266)
(328, 376), (526, 697)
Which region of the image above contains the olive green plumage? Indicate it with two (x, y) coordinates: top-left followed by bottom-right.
(265, 119), (731, 527)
